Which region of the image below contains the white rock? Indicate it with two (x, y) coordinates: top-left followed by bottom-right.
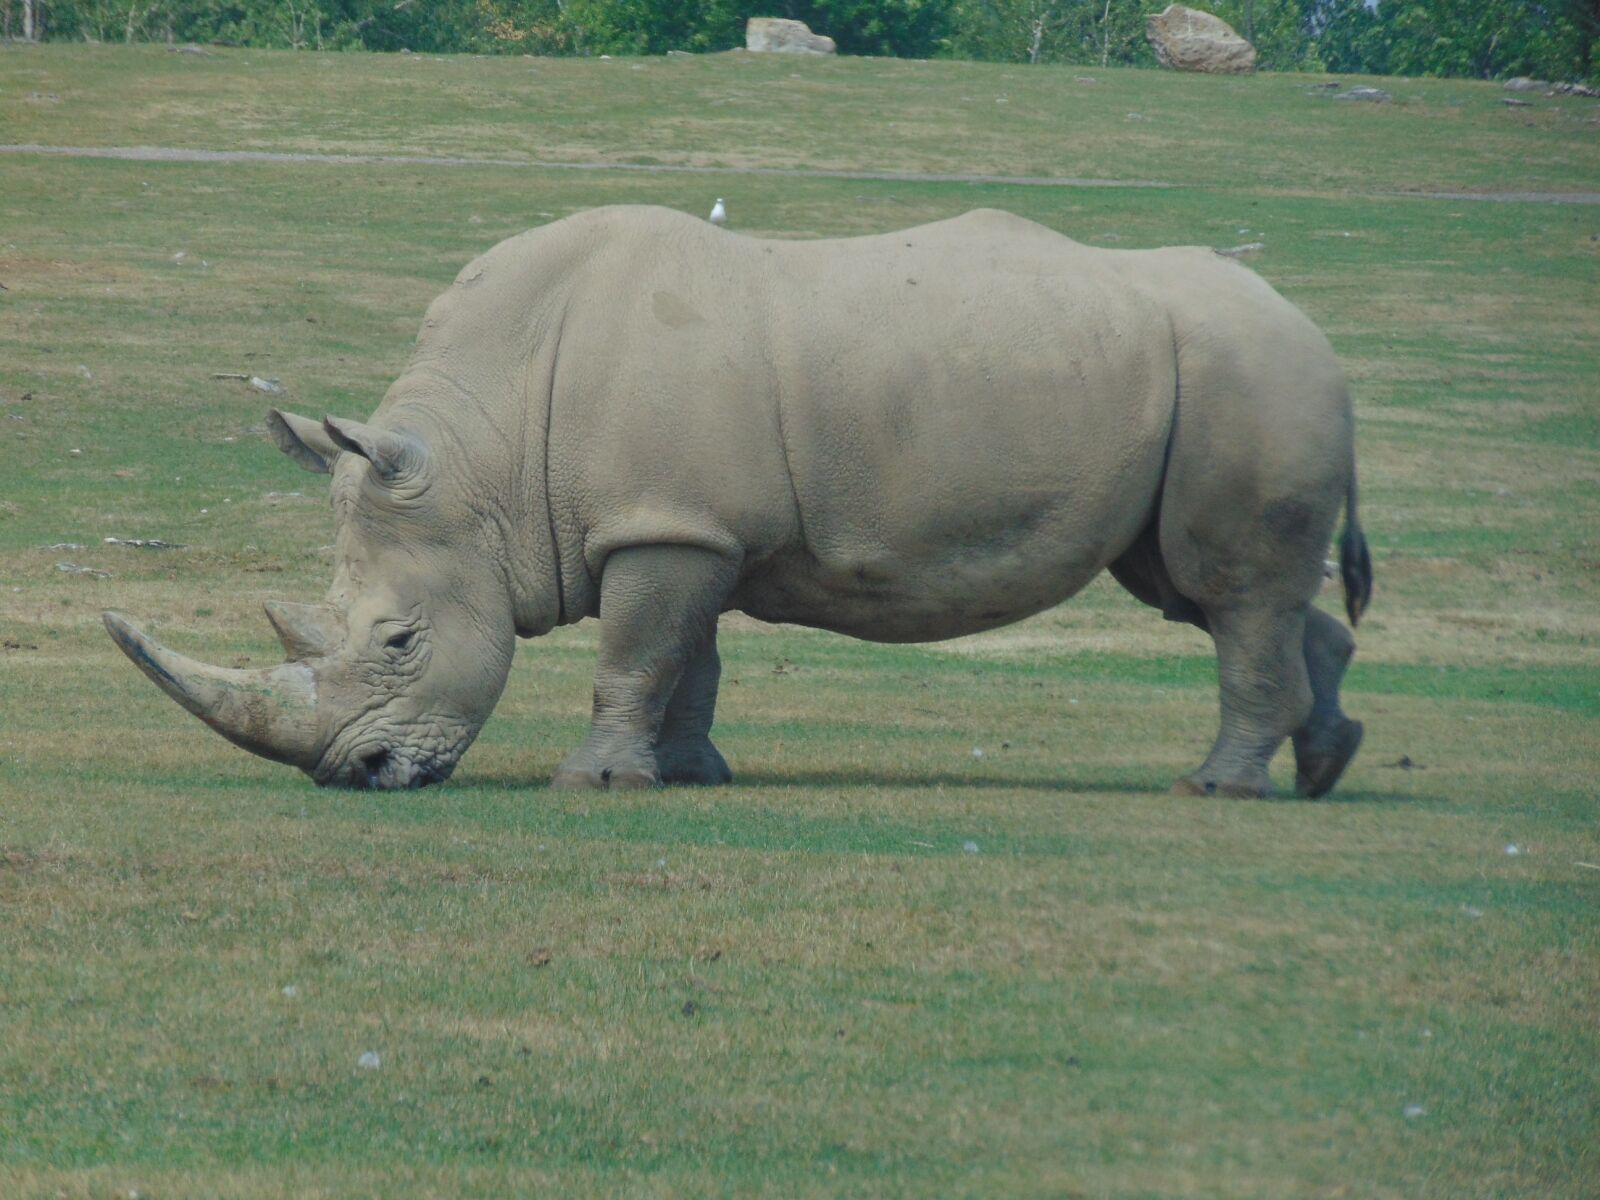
(963, 841), (981, 854)
(1146, 5), (1256, 74)
(357, 1051), (381, 1070)
(745, 17), (836, 55)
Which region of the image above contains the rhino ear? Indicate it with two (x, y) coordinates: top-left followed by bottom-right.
(266, 408), (339, 474)
(322, 416), (425, 484)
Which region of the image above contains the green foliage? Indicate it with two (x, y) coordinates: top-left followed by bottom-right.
(1314, 0), (1394, 74)
(18, 0), (1600, 91)
(943, 0), (1155, 66)
(28, 0), (955, 55)
(1377, 0), (1588, 80)
(1317, 0), (1594, 81)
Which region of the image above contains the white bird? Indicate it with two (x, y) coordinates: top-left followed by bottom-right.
(708, 198), (727, 227)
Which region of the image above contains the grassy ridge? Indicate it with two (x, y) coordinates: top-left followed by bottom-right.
(2, 44), (1598, 1199)
(4, 44), (1600, 192)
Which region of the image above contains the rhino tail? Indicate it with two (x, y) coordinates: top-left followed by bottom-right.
(1338, 472), (1373, 627)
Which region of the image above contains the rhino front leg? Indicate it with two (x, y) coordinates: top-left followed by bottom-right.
(551, 544), (739, 791)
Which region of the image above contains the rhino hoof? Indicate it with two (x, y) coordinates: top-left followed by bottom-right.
(1294, 718), (1364, 798)
(658, 740), (733, 786)
(550, 756), (661, 791)
(605, 765), (660, 790)
(1171, 773), (1272, 800)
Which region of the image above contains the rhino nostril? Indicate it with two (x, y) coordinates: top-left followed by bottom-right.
(361, 748), (390, 789)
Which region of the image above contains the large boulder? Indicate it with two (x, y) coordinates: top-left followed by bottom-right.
(745, 17), (836, 55)
(1145, 5), (1256, 74)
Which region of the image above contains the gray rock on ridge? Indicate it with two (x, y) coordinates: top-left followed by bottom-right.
(1332, 86), (1390, 103)
(745, 17), (836, 56)
(1506, 77), (1600, 98)
(1145, 4), (1256, 75)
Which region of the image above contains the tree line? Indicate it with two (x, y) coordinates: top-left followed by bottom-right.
(6, 0), (1596, 83)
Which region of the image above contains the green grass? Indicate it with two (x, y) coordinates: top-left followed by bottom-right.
(2, 43), (1598, 1199)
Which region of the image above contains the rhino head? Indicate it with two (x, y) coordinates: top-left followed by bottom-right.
(105, 408), (519, 789)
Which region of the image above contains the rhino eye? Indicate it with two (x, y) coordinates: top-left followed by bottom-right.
(385, 629), (415, 652)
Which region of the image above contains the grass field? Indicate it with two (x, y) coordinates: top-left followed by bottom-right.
(2, 43), (1598, 1199)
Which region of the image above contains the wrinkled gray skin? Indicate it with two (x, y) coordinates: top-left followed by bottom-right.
(106, 206), (1373, 798)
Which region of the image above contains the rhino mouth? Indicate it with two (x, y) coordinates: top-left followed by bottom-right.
(361, 748), (395, 790)
(316, 744), (457, 790)
(315, 721), (472, 790)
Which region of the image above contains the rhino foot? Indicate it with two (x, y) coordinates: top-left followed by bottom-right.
(551, 745), (660, 791)
(1293, 717), (1364, 798)
(1170, 769), (1273, 800)
(657, 738), (733, 787)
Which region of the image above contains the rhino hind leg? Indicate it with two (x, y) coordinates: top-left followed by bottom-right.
(1171, 604), (1313, 800)
(1111, 504), (1333, 799)
(1291, 607), (1363, 797)
(656, 638), (734, 786)
(551, 544), (738, 791)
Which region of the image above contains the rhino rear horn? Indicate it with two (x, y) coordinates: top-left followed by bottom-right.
(104, 611), (321, 770)
(264, 600), (342, 661)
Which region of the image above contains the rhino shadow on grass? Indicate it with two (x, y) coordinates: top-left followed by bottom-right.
(443, 771), (1408, 803)
(106, 205), (1373, 800)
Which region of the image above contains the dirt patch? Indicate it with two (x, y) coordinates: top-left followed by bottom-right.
(2, 846), (44, 870)
(12, 144), (1600, 203)
(604, 868), (724, 892)
(1394, 189), (1600, 205)
(0, 141), (1173, 191)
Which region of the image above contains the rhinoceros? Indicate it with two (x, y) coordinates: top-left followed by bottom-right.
(105, 205), (1372, 798)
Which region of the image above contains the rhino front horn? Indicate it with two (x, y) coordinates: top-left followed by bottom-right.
(103, 611), (322, 770)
